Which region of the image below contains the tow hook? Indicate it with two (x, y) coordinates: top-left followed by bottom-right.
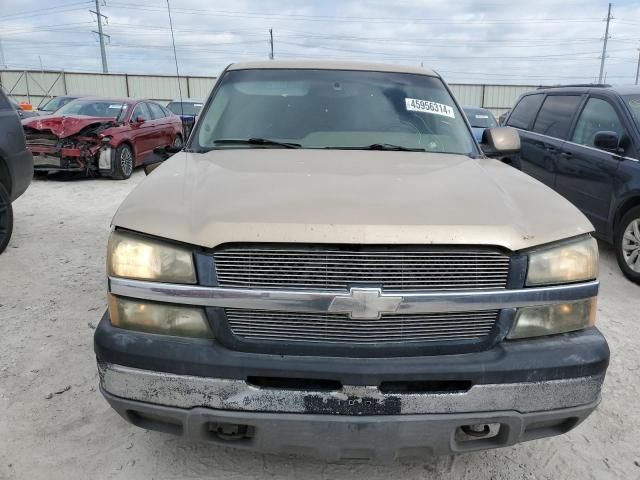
(208, 422), (255, 441)
(460, 424), (491, 437)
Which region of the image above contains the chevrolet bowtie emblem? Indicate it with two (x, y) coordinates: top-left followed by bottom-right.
(328, 288), (402, 319)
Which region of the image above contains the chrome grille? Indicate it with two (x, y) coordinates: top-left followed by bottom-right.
(226, 309), (499, 344)
(214, 246), (511, 291)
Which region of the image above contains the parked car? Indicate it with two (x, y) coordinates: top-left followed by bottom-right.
(36, 95), (81, 115)
(498, 109), (511, 126)
(0, 89), (33, 253)
(463, 105), (499, 142)
(504, 85), (640, 284)
(94, 61), (608, 461)
(22, 97), (183, 179)
(5, 95), (40, 120)
(165, 98), (204, 139)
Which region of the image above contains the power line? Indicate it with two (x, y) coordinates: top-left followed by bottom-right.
(106, 2), (603, 25)
(0, 3), (91, 21)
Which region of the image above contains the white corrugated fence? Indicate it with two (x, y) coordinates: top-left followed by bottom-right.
(0, 69), (545, 115)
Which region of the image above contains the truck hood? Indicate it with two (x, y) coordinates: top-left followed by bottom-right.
(112, 149), (593, 252)
(21, 115), (116, 138)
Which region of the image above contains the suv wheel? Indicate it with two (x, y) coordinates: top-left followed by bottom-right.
(0, 183), (14, 254)
(112, 144), (134, 180)
(615, 206), (640, 284)
(173, 134), (183, 149)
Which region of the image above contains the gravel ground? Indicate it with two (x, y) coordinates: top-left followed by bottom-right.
(1, 172), (639, 480)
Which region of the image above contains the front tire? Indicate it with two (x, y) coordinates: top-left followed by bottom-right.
(0, 183), (14, 254)
(112, 144), (134, 180)
(173, 134), (183, 149)
(615, 206), (640, 284)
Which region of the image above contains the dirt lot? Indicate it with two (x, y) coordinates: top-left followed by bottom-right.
(1, 172), (639, 480)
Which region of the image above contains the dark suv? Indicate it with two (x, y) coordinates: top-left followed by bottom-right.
(0, 89), (34, 253)
(505, 85), (640, 284)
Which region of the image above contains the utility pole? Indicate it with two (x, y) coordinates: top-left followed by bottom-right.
(598, 2), (612, 84)
(91, 0), (109, 73)
(269, 28), (274, 60)
(0, 37), (6, 69)
(635, 49), (640, 85)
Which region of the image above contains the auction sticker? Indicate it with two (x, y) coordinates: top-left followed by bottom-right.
(405, 98), (455, 118)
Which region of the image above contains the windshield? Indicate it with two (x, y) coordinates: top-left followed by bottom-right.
(41, 96), (75, 112)
(167, 101), (203, 116)
(624, 95), (640, 125)
(192, 69), (476, 155)
(55, 99), (128, 120)
(464, 108), (498, 128)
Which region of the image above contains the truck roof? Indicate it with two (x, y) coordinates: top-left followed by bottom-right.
(227, 60), (438, 77)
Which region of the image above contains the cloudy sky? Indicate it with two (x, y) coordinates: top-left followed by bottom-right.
(1, 0), (640, 85)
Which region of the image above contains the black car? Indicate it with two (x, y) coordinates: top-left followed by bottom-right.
(165, 98), (204, 139)
(0, 89), (34, 253)
(505, 85), (640, 283)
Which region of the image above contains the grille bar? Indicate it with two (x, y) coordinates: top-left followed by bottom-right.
(226, 309), (499, 344)
(214, 245), (511, 292)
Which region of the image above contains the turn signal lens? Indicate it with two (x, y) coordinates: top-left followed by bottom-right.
(108, 294), (212, 338)
(508, 298), (597, 339)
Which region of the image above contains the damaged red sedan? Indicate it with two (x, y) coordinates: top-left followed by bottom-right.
(22, 97), (183, 179)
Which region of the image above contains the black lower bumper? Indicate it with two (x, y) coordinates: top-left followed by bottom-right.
(102, 389), (599, 461)
(94, 310), (609, 386)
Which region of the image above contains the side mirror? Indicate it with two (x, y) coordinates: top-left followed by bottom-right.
(133, 115), (146, 124)
(594, 131), (620, 152)
(481, 127), (521, 157)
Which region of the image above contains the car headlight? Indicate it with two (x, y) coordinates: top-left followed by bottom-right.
(526, 236), (598, 286)
(107, 230), (196, 284)
(108, 294), (212, 338)
(508, 298), (597, 339)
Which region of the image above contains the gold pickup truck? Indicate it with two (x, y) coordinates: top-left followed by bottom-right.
(94, 61), (608, 462)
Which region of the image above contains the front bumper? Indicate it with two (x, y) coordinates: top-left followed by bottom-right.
(30, 145), (113, 174)
(102, 386), (600, 461)
(95, 310), (608, 460)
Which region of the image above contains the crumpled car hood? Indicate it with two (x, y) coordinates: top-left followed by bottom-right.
(21, 114), (116, 138)
(112, 149), (594, 252)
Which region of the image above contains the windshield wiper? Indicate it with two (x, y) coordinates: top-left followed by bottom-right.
(213, 138), (302, 149)
(324, 143), (426, 152)
(365, 143), (426, 151)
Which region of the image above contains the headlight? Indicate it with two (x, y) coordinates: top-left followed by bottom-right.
(108, 294), (212, 338)
(508, 298), (597, 339)
(107, 231), (196, 284)
(526, 236), (598, 286)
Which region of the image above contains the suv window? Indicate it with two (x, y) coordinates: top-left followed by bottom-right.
(532, 95), (582, 140)
(572, 97), (623, 148)
(147, 102), (166, 120)
(507, 94), (544, 129)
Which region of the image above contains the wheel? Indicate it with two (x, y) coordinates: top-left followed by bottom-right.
(615, 206), (640, 284)
(0, 183), (14, 255)
(112, 144), (134, 180)
(173, 134), (183, 149)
